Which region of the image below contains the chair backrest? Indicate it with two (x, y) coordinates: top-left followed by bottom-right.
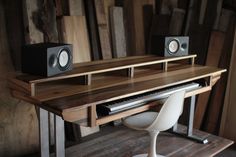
(147, 90), (185, 132)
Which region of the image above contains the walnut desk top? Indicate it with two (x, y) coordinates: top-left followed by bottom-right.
(9, 55), (226, 127)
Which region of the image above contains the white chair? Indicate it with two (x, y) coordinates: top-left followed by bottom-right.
(122, 90), (185, 157)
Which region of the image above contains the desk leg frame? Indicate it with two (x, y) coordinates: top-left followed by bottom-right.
(55, 114), (65, 157)
(172, 96), (208, 144)
(39, 108), (50, 157)
(39, 108), (65, 157)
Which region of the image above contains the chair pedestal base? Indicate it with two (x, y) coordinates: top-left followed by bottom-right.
(133, 154), (165, 157)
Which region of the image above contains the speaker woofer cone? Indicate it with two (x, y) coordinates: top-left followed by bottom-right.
(58, 48), (72, 71)
(167, 39), (179, 54)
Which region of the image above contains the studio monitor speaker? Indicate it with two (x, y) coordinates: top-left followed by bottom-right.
(150, 36), (189, 57)
(22, 43), (73, 77)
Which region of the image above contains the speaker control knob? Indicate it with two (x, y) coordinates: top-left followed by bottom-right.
(49, 55), (57, 68)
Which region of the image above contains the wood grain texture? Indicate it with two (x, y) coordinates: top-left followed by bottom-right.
(58, 16), (91, 63)
(0, 3), (38, 156)
(194, 31), (225, 129)
(47, 125), (233, 157)
(28, 65), (194, 102)
(4, 0), (24, 70)
(220, 26), (236, 141)
(110, 7), (127, 58)
(22, 0), (44, 43)
(150, 14), (171, 36)
(188, 25), (211, 65)
(23, 0), (58, 43)
(143, 5), (154, 53)
(183, 0), (211, 64)
(213, 0), (223, 29)
(68, 0), (85, 15)
(40, 0), (58, 42)
(169, 8), (185, 35)
(58, 12), (96, 137)
(184, 0), (201, 35)
(198, 0), (208, 25)
(204, 16), (236, 134)
(160, 0), (177, 15)
(94, 0), (113, 59)
(84, 0), (101, 60)
(103, 0), (115, 35)
(217, 9), (235, 32)
(123, 0), (155, 55)
(43, 65), (225, 122)
(203, 0), (223, 29)
(18, 55), (196, 84)
(148, 14), (171, 53)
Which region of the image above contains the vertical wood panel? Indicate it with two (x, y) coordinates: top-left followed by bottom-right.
(94, 0), (113, 59)
(103, 0), (115, 34)
(204, 16), (236, 134)
(160, 0), (177, 15)
(143, 5), (154, 52)
(41, 0), (58, 43)
(124, 0), (155, 55)
(110, 7), (127, 58)
(0, 2), (39, 156)
(4, 0), (24, 70)
(194, 31), (225, 129)
(22, 0), (44, 43)
(169, 8), (185, 35)
(220, 26), (236, 141)
(148, 14), (171, 53)
(84, 0), (101, 60)
(68, 0), (85, 15)
(217, 9), (235, 32)
(58, 16), (91, 63)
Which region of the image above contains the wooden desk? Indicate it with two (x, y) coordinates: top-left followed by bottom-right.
(9, 55), (229, 157)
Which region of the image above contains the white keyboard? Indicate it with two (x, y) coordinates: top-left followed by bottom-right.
(101, 82), (200, 114)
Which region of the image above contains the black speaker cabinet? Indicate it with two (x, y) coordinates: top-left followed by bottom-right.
(22, 43), (73, 77)
(150, 36), (189, 57)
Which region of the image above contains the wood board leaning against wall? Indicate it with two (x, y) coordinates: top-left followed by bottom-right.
(220, 25), (236, 142)
(0, 2), (38, 157)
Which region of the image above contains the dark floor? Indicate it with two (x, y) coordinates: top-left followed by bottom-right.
(215, 146), (236, 157)
(25, 125), (235, 157)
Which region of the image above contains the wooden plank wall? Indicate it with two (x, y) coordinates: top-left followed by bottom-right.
(0, 2), (38, 157)
(58, 16), (91, 63)
(203, 12), (236, 134)
(110, 7), (127, 58)
(1, 0), (236, 156)
(84, 0), (101, 60)
(94, 0), (113, 59)
(194, 9), (236, 132)
(4, 0), (24, 70)
(220, 25), (236, 142)
(123, 0), (155, 56)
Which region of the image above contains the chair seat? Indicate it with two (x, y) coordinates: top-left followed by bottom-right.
(123, 112), (158, 130)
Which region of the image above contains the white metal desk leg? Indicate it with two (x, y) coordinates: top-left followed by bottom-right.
(39, 108), (50, 157)
(54, 114), (65, 157)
